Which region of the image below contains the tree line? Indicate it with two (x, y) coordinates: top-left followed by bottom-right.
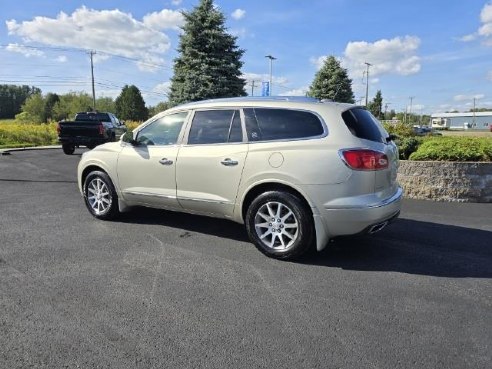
(3, 0), (415, 123)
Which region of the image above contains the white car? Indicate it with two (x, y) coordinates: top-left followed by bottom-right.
(78, 97), (402, 259)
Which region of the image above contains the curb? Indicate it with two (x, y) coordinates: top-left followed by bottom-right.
(0, 145), (62, 155)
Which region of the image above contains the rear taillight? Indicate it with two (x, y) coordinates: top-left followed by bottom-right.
(340, 149), (389, 171)
(98, 123), (104, 135)
(56, 123), (61, 134)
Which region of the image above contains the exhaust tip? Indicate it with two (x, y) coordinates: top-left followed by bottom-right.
(368, 221), (388, 234)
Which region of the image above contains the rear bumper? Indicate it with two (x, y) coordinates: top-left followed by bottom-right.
(321, 186), (403, 238)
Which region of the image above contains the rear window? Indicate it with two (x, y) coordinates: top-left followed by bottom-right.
(244, 108), (324, 141)
(341, 108), (385, 143)
(75, 113), (111, 122)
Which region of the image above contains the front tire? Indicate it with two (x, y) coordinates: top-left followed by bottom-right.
(83, 171), (119, 220)
(62, 143), (75, 155)
(245, 191), (314, 260)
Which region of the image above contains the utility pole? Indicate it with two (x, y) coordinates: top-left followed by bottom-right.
(409, 96), (415, 125)
(89, 50), (96, 110)
(472, 97), (476, 127)
(364, 62), (372, 106)
(265, 55), (276, 96)
(250, 80), (259, 96)
(384, 102), (391, 120)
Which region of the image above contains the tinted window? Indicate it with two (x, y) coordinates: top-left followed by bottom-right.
(244, 108), (324, 141)
(136, 112), (187, 146)
(188, 110), (242, 145)
(342, 108), (385, 143)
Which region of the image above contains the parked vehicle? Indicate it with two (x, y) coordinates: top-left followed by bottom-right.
(57, 111), (127, 155)
(77, 97), (402, 259)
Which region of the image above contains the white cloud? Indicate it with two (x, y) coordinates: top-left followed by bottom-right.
(487, 70), (492, 81)
(171, 0), (183, 5)
(279, 87), (309, 96)
(5, 43), (45, 58)
(454, 94), (485, 102)
(231, 27), (247, 38)
(458, 33), (477, 42)
(231, 9), (246, 20)
(55, 55), (67, 63)
(6, 6), (175, 73)
(152, 82), (171, 95)
(142, 9), (184, 30)
(242, 72), (288, 85)
(343, 36), (421, 77)
(310, 55), (327, 70)
(481, 2), (492, 23)
(461, 3), (492, 46)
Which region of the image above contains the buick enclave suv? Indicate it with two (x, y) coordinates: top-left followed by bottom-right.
(77, 97), (402, 259)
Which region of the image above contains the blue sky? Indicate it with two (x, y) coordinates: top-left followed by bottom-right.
(1, 0), (491, 114)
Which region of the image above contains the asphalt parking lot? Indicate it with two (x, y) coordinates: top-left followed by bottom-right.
(1, 148), (491, 369)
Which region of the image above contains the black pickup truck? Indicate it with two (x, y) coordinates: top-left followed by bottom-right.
(57, 112), (127, 155)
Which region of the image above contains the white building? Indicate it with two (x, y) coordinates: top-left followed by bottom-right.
(431, 112), (492, 130)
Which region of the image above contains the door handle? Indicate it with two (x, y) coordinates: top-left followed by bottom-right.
(221, 158), (238, 166)
(159, 158), (173, 165)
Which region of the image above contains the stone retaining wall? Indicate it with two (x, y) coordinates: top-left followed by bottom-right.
(397, 161), (492, 203)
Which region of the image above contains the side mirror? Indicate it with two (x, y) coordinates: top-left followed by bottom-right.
(121, 131), (138, 146)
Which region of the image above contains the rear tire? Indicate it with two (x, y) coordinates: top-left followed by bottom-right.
(245, 191), (314, 260)
(83, 171), (119, 220)
(62, 143), (75, 155)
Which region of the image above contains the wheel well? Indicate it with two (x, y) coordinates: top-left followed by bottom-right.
(81, 165), (108, 187)
(241, 182), (312, 222)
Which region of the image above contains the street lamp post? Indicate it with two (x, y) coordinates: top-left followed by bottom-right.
(265, 55), (276, 96)
(364, 62), (372, 106)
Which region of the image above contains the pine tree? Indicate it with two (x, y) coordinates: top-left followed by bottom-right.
(169, 0), (246, 105)
(368, 90), (383, 118)
(308, 56), (354, 103)
(115, 85), (148, 121)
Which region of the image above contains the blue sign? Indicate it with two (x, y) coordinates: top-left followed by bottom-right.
(262, 81), (270, 97)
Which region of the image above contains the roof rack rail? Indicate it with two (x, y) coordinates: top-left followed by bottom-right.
(180, 96), (321, 106)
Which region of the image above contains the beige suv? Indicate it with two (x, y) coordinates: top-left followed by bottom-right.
(77, 97), (402, 259)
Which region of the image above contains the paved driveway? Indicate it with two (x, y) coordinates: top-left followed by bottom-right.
(1, 149), (491, 368)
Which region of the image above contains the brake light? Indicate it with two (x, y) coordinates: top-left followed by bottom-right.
(56, 123), (61, 134)
(98, 123), (104, 135)
(340, 149), (389, 171)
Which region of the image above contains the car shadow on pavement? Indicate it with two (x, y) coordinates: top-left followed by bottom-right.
(302, 218), (492, 278)
(117, 209), (491, 278)
(117, 207), (250, 243)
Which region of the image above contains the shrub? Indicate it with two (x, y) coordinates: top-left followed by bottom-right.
(383, 121), (415, 138)
(397, 136), (424, 160)
(0, 122), (58, 148)
(409, 137), (492, 161)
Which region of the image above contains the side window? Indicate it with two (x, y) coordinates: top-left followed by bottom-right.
(188, 110), (242, 145)
(246, 108), (324, 141)
(136, 112), (188, 146)
(341, 108), (385, 143)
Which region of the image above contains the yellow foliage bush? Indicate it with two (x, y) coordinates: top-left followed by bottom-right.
(0, 121), (58, 148)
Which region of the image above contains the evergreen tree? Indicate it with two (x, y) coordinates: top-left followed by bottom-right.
(169, 0), (246, 105)
(368, 90), (383, 118)
(308, 56), (354, 103)
(115, 85), (148, 121)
